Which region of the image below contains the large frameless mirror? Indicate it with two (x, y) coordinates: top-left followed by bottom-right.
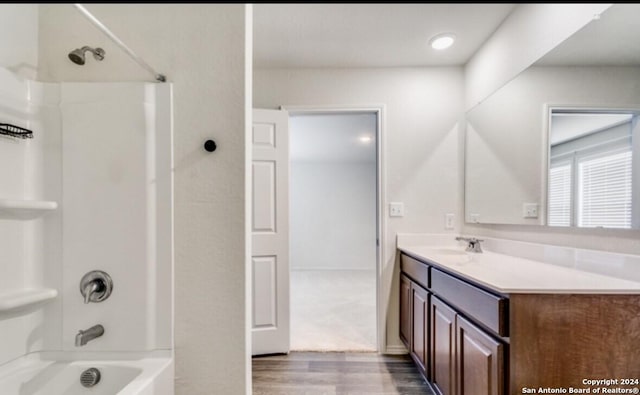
(464, 4), (640, 230)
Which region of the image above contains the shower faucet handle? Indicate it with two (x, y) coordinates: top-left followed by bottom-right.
(80, 271), (113, 303)
(82, 280), (101, 304)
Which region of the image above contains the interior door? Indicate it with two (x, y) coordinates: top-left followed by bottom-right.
(251, 109), (290, 355)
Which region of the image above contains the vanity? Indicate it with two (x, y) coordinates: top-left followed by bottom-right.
(398, 239), (640, 395)
(398, 5), (640, 393)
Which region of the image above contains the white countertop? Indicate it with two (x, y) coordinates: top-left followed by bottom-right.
(399, 245), (640, 294)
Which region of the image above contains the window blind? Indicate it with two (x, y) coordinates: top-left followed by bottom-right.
(578, 150), (632, 228)
(548, 163), (572, 227)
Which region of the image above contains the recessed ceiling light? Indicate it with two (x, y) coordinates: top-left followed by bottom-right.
(430, 33), (456, 50)
(359, 136), (373, 143)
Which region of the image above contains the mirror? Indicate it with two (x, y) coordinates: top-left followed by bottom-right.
(465, 3), (640, 229)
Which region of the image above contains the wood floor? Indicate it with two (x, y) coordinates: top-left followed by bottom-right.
(252, 352), (434, 395)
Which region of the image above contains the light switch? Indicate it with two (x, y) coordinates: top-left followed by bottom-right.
(389, 202), (404, 217)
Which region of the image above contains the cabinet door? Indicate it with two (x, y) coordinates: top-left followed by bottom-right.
(431, 296), (456, 395)
(400, 274), (412, 348)
(456, 315), (504, 395)
(411, 283), (429, 373)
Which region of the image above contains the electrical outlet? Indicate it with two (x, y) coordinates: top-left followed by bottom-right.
(523, 203), (539, 218)
(389, 202), (404, 217)
(445, 213), (455, 229)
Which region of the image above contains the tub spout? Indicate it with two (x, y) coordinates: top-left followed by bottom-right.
(75, 324), (104, 347)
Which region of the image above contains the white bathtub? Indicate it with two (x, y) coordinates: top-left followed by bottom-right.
(0, 351), (173, 395)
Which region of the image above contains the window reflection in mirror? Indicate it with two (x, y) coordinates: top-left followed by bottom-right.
(548, 109), (639, 229)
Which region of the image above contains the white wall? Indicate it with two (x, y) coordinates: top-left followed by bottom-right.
(0, 4), (38, 79)
(38, 4), (249, 394)
(465, 3), (611, 111)
(291, 162), (376, 271)
(464, 66), (640, 254)
(255, 67), (464, 352)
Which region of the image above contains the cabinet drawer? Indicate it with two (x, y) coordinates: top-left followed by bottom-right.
(431, 268), (508, 337)
(401, 254), (430, 290)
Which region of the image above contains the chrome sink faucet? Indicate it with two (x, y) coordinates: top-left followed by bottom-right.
(75, 324), (104, 347)
(455, 236), (484, 253)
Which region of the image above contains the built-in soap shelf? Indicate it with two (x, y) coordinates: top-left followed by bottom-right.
(0, 288), (58, 315)
(0, 198), (58, 220)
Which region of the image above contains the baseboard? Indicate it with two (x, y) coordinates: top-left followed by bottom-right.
(384, 345), (408, 355)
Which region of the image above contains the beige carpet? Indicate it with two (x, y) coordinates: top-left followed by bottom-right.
(290, 270), (377, 352)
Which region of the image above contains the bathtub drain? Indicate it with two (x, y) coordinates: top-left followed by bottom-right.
(80, 367), (101, 388)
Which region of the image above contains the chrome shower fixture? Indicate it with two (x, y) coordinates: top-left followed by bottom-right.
(68, 46), (105, 65)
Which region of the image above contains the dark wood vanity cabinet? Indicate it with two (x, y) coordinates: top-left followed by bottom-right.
(399, 274), (412, 347)
(400, 251), (640, 395)
(400, 253), (506, 395)
(400, 254), (433, 377)
(411, 282), (429, 372)
(400, 273), (430, 376)
(429, 295), (504, 395)
(431, 296), (456, 395)
(456, 315), (504, 395)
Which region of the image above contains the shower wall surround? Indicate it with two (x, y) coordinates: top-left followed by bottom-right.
(0, 68), (62, 366)
(0, 67), (173, 365)
(60, 83), (173, 352)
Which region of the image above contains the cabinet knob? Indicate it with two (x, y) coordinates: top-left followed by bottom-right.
(204, 140), (217, 152)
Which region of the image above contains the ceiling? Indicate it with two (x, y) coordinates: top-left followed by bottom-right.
(253, 4), (516, 68)
(536, 4), (640, 66)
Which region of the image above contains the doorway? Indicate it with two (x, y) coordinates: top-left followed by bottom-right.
(288, 111), (379, 351)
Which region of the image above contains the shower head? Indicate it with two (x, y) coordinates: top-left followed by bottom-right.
(68, 46), (105, 65)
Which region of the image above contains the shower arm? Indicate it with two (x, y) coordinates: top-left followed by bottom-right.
(73, 4), (167, 82)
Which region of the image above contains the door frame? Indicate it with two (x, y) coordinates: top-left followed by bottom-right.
(281, 104), (386, 352)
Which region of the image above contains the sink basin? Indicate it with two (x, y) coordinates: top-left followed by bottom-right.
(419, 247), (472, 264)
(426, 248), (468, 256)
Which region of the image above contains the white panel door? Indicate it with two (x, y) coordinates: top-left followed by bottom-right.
(252, 109), (289, 355)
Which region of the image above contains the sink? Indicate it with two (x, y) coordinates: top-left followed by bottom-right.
(419, 247), (472, 264)
(426, 248), (468, 256)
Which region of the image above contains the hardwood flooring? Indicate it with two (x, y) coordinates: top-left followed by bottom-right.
(252, 352), (434, 395)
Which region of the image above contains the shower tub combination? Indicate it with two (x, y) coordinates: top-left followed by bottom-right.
(0, 5), (173, 394)
(0, 50), (173, 395)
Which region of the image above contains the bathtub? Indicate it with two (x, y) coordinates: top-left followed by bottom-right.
(0, 351), (173, 395)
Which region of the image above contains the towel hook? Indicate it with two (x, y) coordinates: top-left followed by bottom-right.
(204, 140), (217, 152)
